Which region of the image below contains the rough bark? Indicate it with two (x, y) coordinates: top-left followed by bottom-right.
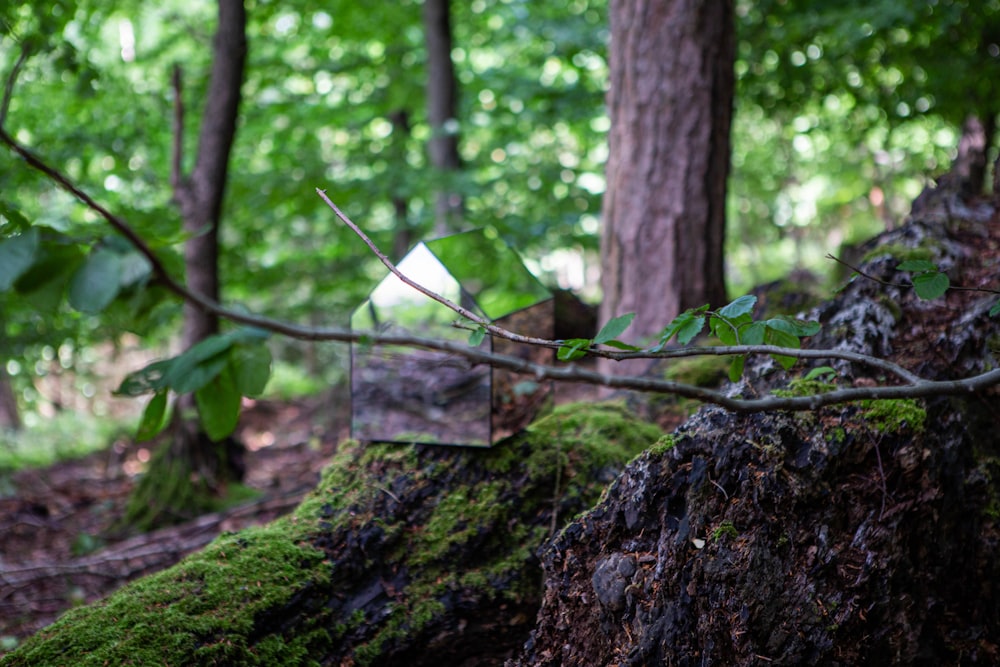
(423, 0), (464, 234)
(0, 405), (661, 666)
(511, 186), (1000, 665)
(600, 0), (733, 375)
(953, 113), (994, 196)
(124, 0), (248, 529)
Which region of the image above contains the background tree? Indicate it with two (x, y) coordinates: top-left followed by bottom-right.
(599, 0), (734, 374)
(424, 0), (464, 233)
(123, 0), (248, 527)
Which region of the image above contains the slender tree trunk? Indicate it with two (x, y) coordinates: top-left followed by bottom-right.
(125, 0), (247, 530)
(954, 113), (994, 195)
(0, 365), (20, 431)
(599, 0), (733, 375)
(423, 0), (463, 234)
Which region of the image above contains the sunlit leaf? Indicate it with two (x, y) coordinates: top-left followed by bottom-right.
(990, 299), (1000, 318)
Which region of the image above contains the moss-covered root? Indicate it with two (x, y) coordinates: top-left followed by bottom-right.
(1, 402), (661, 667)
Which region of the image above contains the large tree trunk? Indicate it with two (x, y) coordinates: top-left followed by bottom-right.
(423, 0), (463, 234)
(600, 0), (733, 374)
(124, 0), (247, 530)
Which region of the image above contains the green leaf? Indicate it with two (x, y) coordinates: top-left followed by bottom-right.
(157, 334), (244, 394)
(728, 356), (745, 383)
(765, 327), (801, 369)
(69, 247), (122, 313)
(468, 326), (486, 346)
(115, 359), (174, 396)
(763, 316), (821, 337)
(804, 366), (837, 381)
(912, 271), (949, 300)
(136, 391), (169, 441)
(594, 312), (635, 345)
(0, 228), (39, 291)
(717, 295), (757, 320)
(557, 338), (591, 361)
(897, 259), (937, 272)
(195, 367), (241, 441)
(602, 339), (641, 351)
(229, 343), (272, 398)
(740, 321), (766, 346)
(990, 299), (1000, 318)
(658, 306), (708, 346)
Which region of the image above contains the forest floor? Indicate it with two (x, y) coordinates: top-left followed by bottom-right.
(0, 388), (350, 648)
(0, 378), (609, 651)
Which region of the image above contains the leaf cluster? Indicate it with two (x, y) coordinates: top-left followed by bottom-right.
(116, 327), (272, 443)
(557, 295), (821, 383)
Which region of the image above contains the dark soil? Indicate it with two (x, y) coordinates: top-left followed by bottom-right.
(0, 388), (347, 647)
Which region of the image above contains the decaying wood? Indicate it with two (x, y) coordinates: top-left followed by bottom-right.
(509, 186), (1000, 665)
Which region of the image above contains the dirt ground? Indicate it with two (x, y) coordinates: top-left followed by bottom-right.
(0, 389), (349, 648)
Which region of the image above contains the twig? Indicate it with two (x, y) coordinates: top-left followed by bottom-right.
(2, 102), (1000, 412)
(828, 253), (1000, 296)
(316, 188), (556, 349)
(1, 44), (30, 128)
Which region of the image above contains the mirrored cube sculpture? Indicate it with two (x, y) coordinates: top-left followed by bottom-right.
(351, 229), (554, 446)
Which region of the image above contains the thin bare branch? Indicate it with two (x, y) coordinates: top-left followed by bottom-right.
(828, 253), (1000, 296)
(170, 64), (184, 191)
(316, 188), (556, 348)
(1, 44), (30, 128)
(2, 122), (1000, 412)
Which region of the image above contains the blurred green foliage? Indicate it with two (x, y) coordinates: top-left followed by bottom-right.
(1, 0), (996, 429)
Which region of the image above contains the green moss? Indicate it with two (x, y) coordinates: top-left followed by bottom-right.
(712, 519), (738, 541)
(648, 434), (677, 457)
(825, 426), (847, 445)
(4, 403), (660, 667)
(859, 398), (926, 434)
(772, 378), (838, 398)
(5, 523), (327, 666)
(663, 355), (731, 388)
(860, 243), (935, 265)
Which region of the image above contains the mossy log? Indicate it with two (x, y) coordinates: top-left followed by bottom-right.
(0, 404), (661, 667)
(510, 188), (1000, 665)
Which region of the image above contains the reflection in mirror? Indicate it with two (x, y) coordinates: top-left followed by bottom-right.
(351, 229), (553, 446)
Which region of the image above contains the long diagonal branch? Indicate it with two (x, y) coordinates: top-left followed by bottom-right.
(2, 97), (1000, 411)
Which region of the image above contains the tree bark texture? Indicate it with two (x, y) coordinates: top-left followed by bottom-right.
(600, 0), (733, 373)
(123, 0), (248, 529)
(173, 0), (246, 347)
(423, 0), (464, 234)
(512, 185), (1000, 665)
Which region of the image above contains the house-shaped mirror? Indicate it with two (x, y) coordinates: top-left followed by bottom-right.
(351, 229), (554, 446)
